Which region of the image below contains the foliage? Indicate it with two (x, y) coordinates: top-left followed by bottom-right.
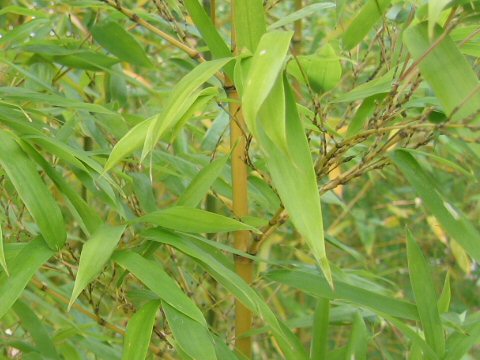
(0, 0), (479, 359)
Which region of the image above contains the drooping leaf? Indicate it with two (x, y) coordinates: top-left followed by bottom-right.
(134, 206), (259, 234)
(177, 156), (229, 208)
(391, 150), (480, 263)
(0, 238), (54, 320)
(406, 230), (445, 357)
(142, 58), (231, 160)
(69, 225), (126, 309)
(403, 22), (480, 122)
(91, 21), (152, 68)
(113, 250), (207, 325)
(13, 300), (60, 360)
(0, 131), (66, 250)
(163, 302), (217, 360)
(122, 300), (161, 360)
(428, 0), (451, 39)
(342, 0), (391, 50)
(334, 70), (393, 103)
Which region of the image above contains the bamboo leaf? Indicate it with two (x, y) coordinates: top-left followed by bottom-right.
(91, 21), (152, 68)
(437, 272), (450, 314)
(310, 298), (330, 360)
(134, 206), (259, 234)
(403, 22), (480, 122)
(122, 300), (161, 360)
(391, 149), (480, 263)
(0, 238), (54, 319)
(69, 225), (126, 309)
(444, 321), (480, 360)
(406, 230), (445, 356)
(341, 0), (391, 50)
(0, 131), (66, 250)
(144, 229), (307, 359)
(269, 3), (335, 30)
(13, 300), (60, 360)
(345, 312), (368, 360)
(242, 30), (293, 140)
(142, 58), (231, 160)
(113, 250), (207, 325)
(259, 79), (332, 286)
(334, 70), (393, 103)
(428, 0), (451, 39)
(0, 224), (7, 276)
(177, 156), (229, 208)
(233, 0), (266, 52)
(163, 302), (217, 360)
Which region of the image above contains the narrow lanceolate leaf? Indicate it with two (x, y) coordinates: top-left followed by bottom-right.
(142, 58), (231, 160)
(113, 250), (207, 325)
(69, 225), (126, 309)
(406, 230), (445, 357)
(177, 156), (229, 208)
(242, 30), (293, 141)
(444, 321), (480, 360)
(134, 206), (259, 234)
(91, 21), (152, 68)
(0, 131), (66, 250)
(232, 0), (266, 52)
(403, 22), (480, 122)
(0, 238), (54, 319)
(13, 300), (60, 360)
(145, 229), (307, 359)
(342, 0), (391, 50)
(391, 150), (480, 263)
(437, 272), (451, 314)
(310, 298), (330, 360)
(0, 224), (7, 275)
(104, 118), (151, 172)
(260, 79), (332, 286)
(163, 303), (217, 360)
(428, 0), (451, 39)
(269, 3), (335, 30)
(345, 312), (368, 360)
(123, 300), (161, 360)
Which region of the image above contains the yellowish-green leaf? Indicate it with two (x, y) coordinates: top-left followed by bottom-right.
(345, 312), (368, 360)
(0, 238), (54, 319)
(403, 22), (480, 122)
(233, 0), (266, 52)
(163, 302), (217, 360)
(134, 206), (259, 234)
(406, 230), (445, 357)
(269, 3), (335, 30)
(92, 21), (152, 68)
(437, 272), (450, 314)
(123, 300), (161, 360)
(428, 0), (451, 39)
(0, 131), (66, 250)
(69, 225), (126, 309)
(0, 224), (7, 276)
(177, 156), (229, 208)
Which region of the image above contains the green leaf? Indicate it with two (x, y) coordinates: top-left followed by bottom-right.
(342, 0), (391, 50)
(142, 58), (231, 160)
(177, 156), (229, 208)
(232, 0), (266, 52)
(345, 312), (368, 360)
(310, 298), (330, 360)
(269, 3), (335, 30)
(403, 22), (480, 122)
(437, 272), (450, 314)
(104, 118), (152, 172)
(287, 44), (342, 93)
(0, 238), (54, 320)
(91, 21), (152, 68)
(406, 230), (445, 356)
(334, 70), (393, 103)
(346, 95), (381, 137)
(144, 229), (307, 359)
(0, 131), (66, 250)
(52, 50), (119, 71)
(122, 300), (161, 360)
(259, 79), (332, 286)
(0, 224), (7, 276)
(113, 250), (207, 325)
(163, 302), (217, 360)
(266, 268), (418, 321)
(134, 206), (259, 234)
(242, 30), (293, 141)
(444, 321), (480, 360)
(391, 149), (480, 263)
(13, 300), (60, 360)
(428, 0), (451, 39)
(69, 225), (126, 309)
